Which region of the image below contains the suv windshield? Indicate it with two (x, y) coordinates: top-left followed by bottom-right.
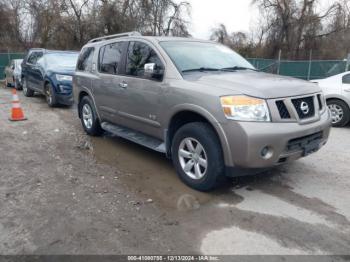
(45, 53), (79, 70)
(159, 41), (254, 73)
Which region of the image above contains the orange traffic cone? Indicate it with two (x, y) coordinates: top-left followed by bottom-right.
(9, 88), (27, 121)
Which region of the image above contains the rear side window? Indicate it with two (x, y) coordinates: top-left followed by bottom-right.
(99, 42), (124, 75)
(342, 74), (350, 84)
(77, 47), (94, 72)
(126, 41), (163, 79)
(27, 52), (43, 64)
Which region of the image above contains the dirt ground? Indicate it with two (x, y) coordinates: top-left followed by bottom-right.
(0, 84), (350, 256)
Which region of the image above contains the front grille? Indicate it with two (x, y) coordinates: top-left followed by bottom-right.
(291, 96), (315, 119)
(317, 94), (323, 110)
(276, 100), (291, 119)
(286, 132), (323, 152)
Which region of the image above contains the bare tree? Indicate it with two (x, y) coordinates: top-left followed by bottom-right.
(0, 0), (192, 50)
(210, 24), (229, 44)
(251, 0), (343, 59)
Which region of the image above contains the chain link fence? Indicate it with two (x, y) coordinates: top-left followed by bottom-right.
(247, 58), (348, 80)
(1, 52), (348, 81)
(0, 52), (25, 79)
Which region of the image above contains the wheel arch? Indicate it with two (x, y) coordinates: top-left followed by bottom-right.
(43, 77), (56, 93)
(43, 79), (51, 88)
(166, 105), (233, 166)
(326, 95), (350, 109)
(77, 89), (101, 120)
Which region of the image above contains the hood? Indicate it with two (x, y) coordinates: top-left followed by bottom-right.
(47, 68), (76, 76)
(183, 71), (321, 99)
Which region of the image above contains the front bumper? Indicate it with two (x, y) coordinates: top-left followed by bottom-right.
(56, 93), (74, 106)
(221, 110), (332, 174)
(15, 75), (22, 85)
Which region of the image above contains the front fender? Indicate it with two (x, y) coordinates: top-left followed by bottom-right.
(325, 93), (350, 108)
(43, 75), (57, 92)
(166, 104), (234, 167)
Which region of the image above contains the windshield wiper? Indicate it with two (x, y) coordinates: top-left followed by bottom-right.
(221, 66), (258, 71)
(182, 67), (221, 73)
(182, 66), (257, 73)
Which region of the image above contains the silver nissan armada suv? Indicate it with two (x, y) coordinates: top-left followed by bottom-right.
(74, 32), (332, 191)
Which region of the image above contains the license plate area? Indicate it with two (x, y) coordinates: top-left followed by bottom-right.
(287, 132), (323, 156)
(302, 139), (321, 156)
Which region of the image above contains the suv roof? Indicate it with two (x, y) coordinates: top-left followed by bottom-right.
(27, 48), (78, 54)
(88, 31), (142, 43)
(83, 32), (212, 48)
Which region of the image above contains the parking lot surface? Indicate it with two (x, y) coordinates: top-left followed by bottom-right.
(0, 85), (350, 255)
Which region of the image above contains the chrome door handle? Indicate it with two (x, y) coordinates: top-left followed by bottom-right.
(119, 82), (128, 89)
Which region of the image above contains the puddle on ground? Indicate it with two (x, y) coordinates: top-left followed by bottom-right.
(91, 134), (224, 210)
(89, 133), (294, 211)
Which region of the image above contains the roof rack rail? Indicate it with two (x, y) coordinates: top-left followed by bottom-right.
(88, 32), (142, 43)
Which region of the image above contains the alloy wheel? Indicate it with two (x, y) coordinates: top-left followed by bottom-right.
(23, 81), (28, 94)
(46, 87), (52, 105)
(178, 137), (208, 180)
(328, 104), (344, 124)
(82, 104), (93, 129)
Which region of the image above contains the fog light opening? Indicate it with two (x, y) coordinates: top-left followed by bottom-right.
(261, 146), (273, 159)
(278, 157), (287, 163)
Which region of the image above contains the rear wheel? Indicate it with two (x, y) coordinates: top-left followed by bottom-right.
(327, 99), (350, 127)
(79, 96), (103, 136)
(171, 122), (226, 191)
(22, 78), (35, 97)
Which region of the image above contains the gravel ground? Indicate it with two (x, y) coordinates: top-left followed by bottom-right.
(0, 84), (349, 257)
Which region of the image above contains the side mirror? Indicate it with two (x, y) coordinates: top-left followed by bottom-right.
(144, 63), (156, 75)
(144, 63), (164, 80)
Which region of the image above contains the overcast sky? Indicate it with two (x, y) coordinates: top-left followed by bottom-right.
(187, 0), (257, 40)
(187, 0), (335, 40)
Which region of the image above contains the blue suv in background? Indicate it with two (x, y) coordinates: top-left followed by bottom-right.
(21, 49), (79, 107)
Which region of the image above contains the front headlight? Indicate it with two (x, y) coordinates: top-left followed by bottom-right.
(56, 74), (73, 82)
(220, 95), (271, 122)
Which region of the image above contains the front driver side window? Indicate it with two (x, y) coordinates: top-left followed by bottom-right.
(342, 74), (350, 84)
(27, 52), (43, 65)
(125, 41), (164, 80)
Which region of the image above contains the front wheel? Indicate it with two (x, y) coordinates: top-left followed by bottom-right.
(5, 76), (10, 87)
(14, 77), (21, 90)
(171, 122), (226, 191)
(327, 99), (350, 127)
(45, 83), (57, 107)
(79, 96), (103, 136)
(22, 78), (35, 97)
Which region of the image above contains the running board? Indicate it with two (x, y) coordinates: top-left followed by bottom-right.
(101, 122), (166, 153)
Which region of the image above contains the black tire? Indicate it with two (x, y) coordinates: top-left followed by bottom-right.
(79, 96), (103, 136)
(5, 76), (10, 87)
(45, 83), (58, 107)
(22, 78), (35, 97)
(171, 122), (226, 191)
(327, 99), (350, 127)
(14, 77), (21, 90)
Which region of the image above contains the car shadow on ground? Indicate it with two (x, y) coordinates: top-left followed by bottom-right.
(90, 130), (287, 211)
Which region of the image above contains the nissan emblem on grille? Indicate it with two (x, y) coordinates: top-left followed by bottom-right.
(300, 101), (310, 115)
